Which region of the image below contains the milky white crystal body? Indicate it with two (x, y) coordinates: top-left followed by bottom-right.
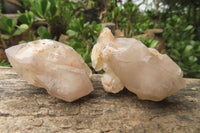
(91, 28), (186, 101)
(6, 39), (93, 102)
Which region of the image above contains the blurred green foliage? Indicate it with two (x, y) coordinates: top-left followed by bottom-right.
(107, 1), (154, 37)
(21, 0), (61, 23)
(18, 10), (34, 27)
(136, 37), (158, 48)
(67, 18), (103, 66)
(37, 26), (52, 39)
(161, 15), (200, 78)
(0, 16), (28, 40)
(0, 60), (11, 67)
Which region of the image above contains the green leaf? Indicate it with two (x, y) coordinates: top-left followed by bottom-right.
(49, 0), (57, 16)
(0, 16), (7, 23)
(83, 22), (90, 28)
(37, 26), (51, 39)
(149, 41), (158, 48)
(49, 0), (56, 6)
(18, 11), (34, 26)
(37, 26), (47, 36)
(112, 12), (114, 19)
(28, 11), (34, 21)
(13, 24), (29, 36)
(132, 7), (135, 12)
(0, 60), (11, 67)
(0, 16), (17, 34)
(67, 30), (77, 37)
(184, 25), (193, 31)
(7, 18), (17, 28)
(40, 32), (52, 39)
(183, 45), (193, 56)
(31, 1), (43, 19)
(1, 34), (11, 39)
(18, 14), (28, 24)
(41, 0), (48, 15)
(50, 6), (57, 16)
(0, 22), (8, 32)
(188, 56), (197, 64)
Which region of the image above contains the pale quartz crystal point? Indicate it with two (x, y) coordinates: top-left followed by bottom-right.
(6, 39), (93, 102)
(91, 27), (115, 71)
(92, 28), (186, 101)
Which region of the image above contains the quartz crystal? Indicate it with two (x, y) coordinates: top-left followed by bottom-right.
(92, 28), (186, 101)
(6, 39), (93, 102)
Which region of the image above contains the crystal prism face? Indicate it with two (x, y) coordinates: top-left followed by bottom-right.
(6, 39), (94, 102)
(92, 28), (186, 101)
